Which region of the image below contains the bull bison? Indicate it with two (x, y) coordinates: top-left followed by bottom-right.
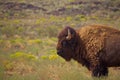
(56, 25), (120, 77)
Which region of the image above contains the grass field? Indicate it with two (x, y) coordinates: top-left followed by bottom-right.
(0, 0), (120, 80)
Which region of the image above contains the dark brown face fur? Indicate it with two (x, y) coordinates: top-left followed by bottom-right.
(56, 27), (77, 61)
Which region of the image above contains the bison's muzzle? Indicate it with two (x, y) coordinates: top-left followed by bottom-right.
(57, 49), (64, 57)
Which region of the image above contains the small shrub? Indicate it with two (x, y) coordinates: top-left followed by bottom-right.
(75, 15), (87, 21)
(49, 55), (58, 60)
(47, 49), (57, 55)
(10, 38), (24, 44)
(28, 39), (42, 44)
(0, 39), (3, 43)
(40, 55), (48, 59)
(13, 20), (20, 24)
(10, 52), (37, 60)
(66, 16), (73, 22)
(3, 60), (14, 71)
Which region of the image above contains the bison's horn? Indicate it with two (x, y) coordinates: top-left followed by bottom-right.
(66, 29), (72, 40)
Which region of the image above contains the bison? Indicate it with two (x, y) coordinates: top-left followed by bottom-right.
(56, 25), (120, 77)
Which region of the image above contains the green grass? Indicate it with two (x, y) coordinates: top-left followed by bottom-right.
(0, 0), (120, 80)
(0, 20), (120, 80)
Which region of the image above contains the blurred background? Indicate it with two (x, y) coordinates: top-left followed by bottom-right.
(0, 0), (120, 80)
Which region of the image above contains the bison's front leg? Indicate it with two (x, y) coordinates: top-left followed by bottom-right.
(91, 65), (108, 77)
(89, 57), (108, 77)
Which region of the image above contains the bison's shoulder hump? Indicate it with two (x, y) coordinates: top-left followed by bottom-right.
(77, 25), (120, 56)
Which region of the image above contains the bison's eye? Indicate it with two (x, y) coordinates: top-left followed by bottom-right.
(62, 40), (68, 47)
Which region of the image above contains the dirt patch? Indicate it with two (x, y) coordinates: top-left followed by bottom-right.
(47, 0), (120, 16)
(0, 2), (46, 11)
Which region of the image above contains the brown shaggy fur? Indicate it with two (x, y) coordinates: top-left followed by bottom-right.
(56, 25), (120, 77)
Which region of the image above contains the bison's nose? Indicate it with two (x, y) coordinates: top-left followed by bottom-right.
(57, 50), (63, 55)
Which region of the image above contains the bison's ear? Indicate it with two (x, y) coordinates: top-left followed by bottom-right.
(66, 29), (72, 40)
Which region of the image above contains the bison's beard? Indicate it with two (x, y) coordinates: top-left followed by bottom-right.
(58, 52), (73, 61)
(63, 57), (71, 61)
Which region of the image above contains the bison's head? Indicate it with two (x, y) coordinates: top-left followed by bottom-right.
(56, 27), (78, 61)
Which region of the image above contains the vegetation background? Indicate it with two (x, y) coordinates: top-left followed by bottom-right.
(0, 0), (120, 80)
